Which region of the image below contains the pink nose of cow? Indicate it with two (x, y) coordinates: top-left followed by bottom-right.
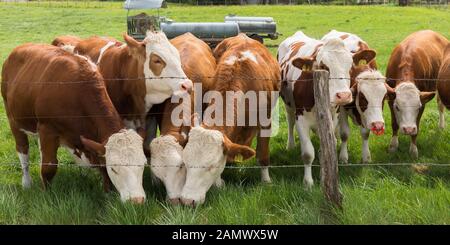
(168, 197), (181, 205)
(402, 126), (417, 135)
(370, 122), (385, 136)
(181, 79), (193, 93)
(335, 92), (353, 105)
(129, 197), (145, 205)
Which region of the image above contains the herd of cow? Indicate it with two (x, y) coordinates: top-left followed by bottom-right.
(1, 28), (449, 207)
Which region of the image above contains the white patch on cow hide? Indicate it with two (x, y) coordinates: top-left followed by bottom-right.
(224, 55), (238, 65)
(240, 50), (258, 64)
(61, 44), (75, 53)
(97, 41), (116, 64)
(75, 54), (97, 72)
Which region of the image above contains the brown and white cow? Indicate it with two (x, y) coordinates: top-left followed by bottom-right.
(149, 33), (216, 204)
(386, 30), (448, 158)
(53, 32), (193, 130)
(180, 33), (280, 206)
(278, 31), (353, 189)
(1, 44), (146, 203)
(437, 44), (450, 126)
(322, 30), (389, 164)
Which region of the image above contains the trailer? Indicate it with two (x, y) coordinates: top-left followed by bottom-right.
(124, 0), (279, 46)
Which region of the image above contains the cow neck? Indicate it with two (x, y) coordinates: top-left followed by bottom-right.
(83, 83), (124, 143)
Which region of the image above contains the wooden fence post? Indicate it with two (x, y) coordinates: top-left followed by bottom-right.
(313, 70), (343, 209)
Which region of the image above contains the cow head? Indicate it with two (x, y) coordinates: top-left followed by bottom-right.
(389, 82), (435, 135)
(150, 134), (186, 205)
(351, 70), (388, 135)
(180, 120), (255, 207)
(81, 129), (146, 204)
(124, 32), (193, 105)
(292, 38), (353, 106)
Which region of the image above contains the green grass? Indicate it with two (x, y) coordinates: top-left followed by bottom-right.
(0, 3), (450, 224)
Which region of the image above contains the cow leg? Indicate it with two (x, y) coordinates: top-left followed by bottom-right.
(144, 116), (158, 158)
(285, 104), (296, 150)
(338, 109), (350, 164)
(361, 127), (371, 163)
(257, 134), (271, 183)
(388, 101), (399, 153)
(295, 115), (314, 190)
(11, 127), (32, 188)
(438, 95), (445, 129)
(409, 107), (425, 159)
(38, 125), (59, 189)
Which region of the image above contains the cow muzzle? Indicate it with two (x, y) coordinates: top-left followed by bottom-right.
(370, 121), (385, 136)
(180, 196), (205, 208)
(402, 126), (417, 135)
(129, 196), (145, 205)
(335, 92), (353, 105)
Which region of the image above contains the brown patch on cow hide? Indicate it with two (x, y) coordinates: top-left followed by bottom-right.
(149, 53), (166, 76)
(340, 34), (349, 40)
(358, 92), (368, 112)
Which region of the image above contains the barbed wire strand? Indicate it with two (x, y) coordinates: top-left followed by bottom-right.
(1, 162), (450, 169)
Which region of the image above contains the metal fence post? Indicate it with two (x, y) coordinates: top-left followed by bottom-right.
(313, 70), (343, 209)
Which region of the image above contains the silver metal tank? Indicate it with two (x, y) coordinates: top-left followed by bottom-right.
(224, 15), (278, 39)
(160, 22), (240, 42)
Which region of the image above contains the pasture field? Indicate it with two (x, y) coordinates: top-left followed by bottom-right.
(0, 3), (450, 224)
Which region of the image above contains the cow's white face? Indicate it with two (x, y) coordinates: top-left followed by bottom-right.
(316, 38), (353, 106)
(105, 129), (146, 203)
(392, 82), (436, 135)
(181, 126), (255, 207)
(143, 32), (193, 106)
(150, 135), (186, 204)
(355, 70), (387, 135)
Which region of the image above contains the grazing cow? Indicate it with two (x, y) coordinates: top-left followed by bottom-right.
(1, 44), (147, 203)
(386, 30), (448, 158)
(180, 33), (280, 206)
(149, 33), (216, 204)
(437, 44), (450, 125)
(54, 32), (193, 130)
(322, 30), (389, 164)
(278, 31), (353, 188)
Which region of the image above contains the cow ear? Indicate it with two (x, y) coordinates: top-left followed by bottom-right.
(222, 135), (255, 162)
(420, 91), (435, 104)
(80, 136), (106, 156)
(292, 57), (314, 72)
(353, 49), (376, 66)
(123, 32), (145, 55)
(385, 83), (396, 101)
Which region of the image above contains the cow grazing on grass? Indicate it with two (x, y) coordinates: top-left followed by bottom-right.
(53, 32), (193, 130)
(386, 30), (448, 159)
(180, 34), (280, 206)
(278, 31), (353, 189)
(1, 44), (146, 204)
(437, 44), (450, 123)
(149, 33), (216, 204)
(322, 30), (389, 164)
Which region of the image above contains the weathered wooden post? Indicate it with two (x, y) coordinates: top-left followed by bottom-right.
(313, 70), (343, 209)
